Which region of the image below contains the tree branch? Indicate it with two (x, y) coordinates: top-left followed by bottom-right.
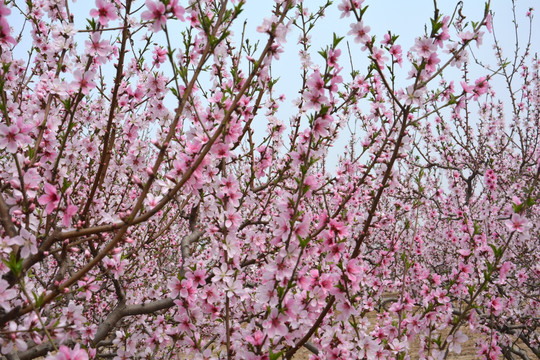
(93, 298), (175, 346)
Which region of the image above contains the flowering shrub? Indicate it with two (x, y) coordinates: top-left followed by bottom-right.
(0, 0), (539, 359)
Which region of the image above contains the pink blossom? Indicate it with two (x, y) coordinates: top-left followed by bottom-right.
(61, 301), (85, 326)
(152, 46), (168, 67)
(18, 228), (38, 259)
(357, 336), (380, 359)
(348, 21), (371, 45)
(0, 2), (10, 17)
(489, 297), (503, 315)
(262, 309), (288, 338)
(89, 0), (118, 27)
(168, 277), (182, 298)
(473, 76), (489, 99)
(434, 20), (450, 47)
(0, 124), (24, 153)
(304, 89), (328, 111)
(141, 0), (167, 32)
(371, 47), (388, 67)
(0, 279), (16, 311)
(62, 203), (78, 228)
(337, 0), (352, 18)
(47, 344), (88, 360)
(458, 31), (474, 44)
(85, 32), (112, 63)
(306, 70), (325, 93)
(448, 331), (468, 354)
(186, 268), (206, 287)
(446, 43), (469, 67)
(0, 17), (16, 45)
(485, 13), (493, 32)
(389, 338), (408, 353)
(425, 52), (440, 73)
(246, 330), (265, 346)
(224, 209), (241, 229)
(212, 142), (231, 159)
(179, 279), (196, 300)
(168, 0), (185, 21)
(460, 81), (474, 94)
(328, 219), (349, 238)
(212, 263), (233, 283)
(2, 322), (28, 354)
(413, 37), (436, 58)
(389, 44), (403, 65)
(505, 213), (528, 232)
(72, 69), (96, 95)
(498, 261), (513, 283)
(38, 183), (60, 214)
(327, 48), (341, 67)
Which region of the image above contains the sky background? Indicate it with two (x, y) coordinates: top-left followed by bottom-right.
(8, 0), (540, 169)
(238, 0), (539, 167)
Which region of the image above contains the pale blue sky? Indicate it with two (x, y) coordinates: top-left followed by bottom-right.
(8, 0), (539, 168)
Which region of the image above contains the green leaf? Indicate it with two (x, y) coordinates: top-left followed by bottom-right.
(512, 203), (524, 213)
(430, 17), (443, 34)
(447, 94), (458, 105)
(32, 291), (45, 307)
(473, 221), (481, 235)
(86, 18), (97, 31)
(332, 33), (344, 47)
(360, 5), (369, 18)
(170, 87), (179, 99)
(3, 253), (23, 278)
(299, 236), (310, 249)
(269, 350), (283, 360)
(62, 178), (72, 192)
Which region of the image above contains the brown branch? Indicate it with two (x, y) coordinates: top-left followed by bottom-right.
(81, 0), (132, 221)
(92, 298), (174, 346)
(0, 192), (17, 238)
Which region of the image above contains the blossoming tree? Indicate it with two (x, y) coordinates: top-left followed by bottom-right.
(0, 0), (538, 359)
